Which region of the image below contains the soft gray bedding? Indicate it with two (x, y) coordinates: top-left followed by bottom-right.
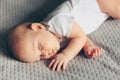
(0, 0), (120, 80)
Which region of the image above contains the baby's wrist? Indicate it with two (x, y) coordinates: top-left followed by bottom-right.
(61, 52), (73, 61)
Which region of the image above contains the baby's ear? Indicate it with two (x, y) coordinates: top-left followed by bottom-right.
(30, 23), (44, 31)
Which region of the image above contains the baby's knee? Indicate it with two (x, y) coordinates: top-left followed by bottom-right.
(117, 5), (120, 18)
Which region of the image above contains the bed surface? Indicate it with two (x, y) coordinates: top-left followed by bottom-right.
(0, 0), (120, 80)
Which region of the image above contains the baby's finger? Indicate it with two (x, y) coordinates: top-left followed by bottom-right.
(52, 60), (59, 71)
(48, 59), (55, 68)
(99, 47), (102, 55)
(62, 62), (67, 71)
(94, 49), (98, 57)
(56, 61), (63, 72)
(95, 48), (101, 57)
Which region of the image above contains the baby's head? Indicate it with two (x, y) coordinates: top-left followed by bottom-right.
(8, 22), (60, 63)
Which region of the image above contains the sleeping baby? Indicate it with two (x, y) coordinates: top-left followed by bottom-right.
(8, 0), (120, 71)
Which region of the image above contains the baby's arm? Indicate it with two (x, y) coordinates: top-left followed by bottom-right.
(48, 21), (87, 71)
(97, 0), (120, 18)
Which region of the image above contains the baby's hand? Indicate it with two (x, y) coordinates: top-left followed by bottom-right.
(48, 53), (70, 72)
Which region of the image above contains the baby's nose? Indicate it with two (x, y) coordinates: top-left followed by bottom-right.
(42, 50), (50, 56)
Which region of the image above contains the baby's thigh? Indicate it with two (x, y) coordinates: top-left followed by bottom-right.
(97, 0), (120, 18)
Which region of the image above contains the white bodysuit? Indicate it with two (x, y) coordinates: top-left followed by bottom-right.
(42, 0), (109, 47)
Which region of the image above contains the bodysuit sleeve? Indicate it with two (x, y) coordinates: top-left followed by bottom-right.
(47, 13), (74, 38)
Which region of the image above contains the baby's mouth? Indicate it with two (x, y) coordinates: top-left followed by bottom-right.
(41, 49), (58, 60)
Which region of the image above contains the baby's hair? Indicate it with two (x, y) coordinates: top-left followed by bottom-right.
(41, 22), (50, 30)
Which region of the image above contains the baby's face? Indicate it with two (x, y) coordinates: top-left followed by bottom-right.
(14, 23), (60, 62)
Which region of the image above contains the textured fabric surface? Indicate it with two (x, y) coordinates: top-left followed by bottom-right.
(0, 0), (120, 80)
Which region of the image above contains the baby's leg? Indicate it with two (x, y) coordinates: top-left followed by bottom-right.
(97, 0), (120, 18)
(83, 37), (102, 58)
